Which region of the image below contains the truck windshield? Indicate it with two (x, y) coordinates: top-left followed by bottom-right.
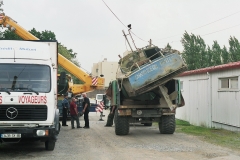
(0, 64), (51, 93)
(96, 94), (103, 101)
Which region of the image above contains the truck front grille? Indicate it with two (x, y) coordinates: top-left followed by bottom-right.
(0, 105), (47, 121)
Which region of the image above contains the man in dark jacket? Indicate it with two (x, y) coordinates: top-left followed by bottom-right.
(82, 93), (90, 129)
(62, 94), (69, 126)
(70, 97), (81, 129)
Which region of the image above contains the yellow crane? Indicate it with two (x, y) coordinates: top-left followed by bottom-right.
(0, 12), (105, 95)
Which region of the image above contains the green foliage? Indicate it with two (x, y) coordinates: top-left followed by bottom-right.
(211, 41), (222, 66)
(57, 43), (82, 84)
(29, 28), (56, 40)
(222, 46), (230, 64)
(198, 37), (208, 68)
(57, 45), (83, 84)
(229, 36), (240, 62)
(181, 31), (208, 70)
(181, 32), (194, 70)
(181, 32), (240, 71)
(206, 46), (214, 66)
(176, 119), (190, 126)
(0, 29), (22, 40)
(29, 28), (41, 39)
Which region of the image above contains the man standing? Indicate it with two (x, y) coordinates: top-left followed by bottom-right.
(64, 88), (74, 116)
(67, 88), (74, 103)
(70, 97), (81, 129)
(82, 93), (90, 129)
(62, 94), (69, 126)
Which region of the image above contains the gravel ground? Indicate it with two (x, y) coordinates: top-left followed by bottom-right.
(0, 110), (240, 160)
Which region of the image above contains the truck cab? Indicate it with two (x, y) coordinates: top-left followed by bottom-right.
(0, 40), (60, 150)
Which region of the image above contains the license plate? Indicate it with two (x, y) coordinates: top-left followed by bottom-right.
(1, 134), (21, 138)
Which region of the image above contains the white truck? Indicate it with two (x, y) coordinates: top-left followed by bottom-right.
(0, 40), (60, 150)
(96, 94), (104, 104)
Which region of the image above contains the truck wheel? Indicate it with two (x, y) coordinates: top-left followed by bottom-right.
(143, 123), (152, 126)
(158, 115), (175, 134)
(45, 140), (55, 151)
(114, 111), (129, 135)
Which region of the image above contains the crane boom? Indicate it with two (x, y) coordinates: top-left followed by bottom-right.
(0, 14), (105, 94)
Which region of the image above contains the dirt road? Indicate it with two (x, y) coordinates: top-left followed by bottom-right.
(0, 111), (240, 160)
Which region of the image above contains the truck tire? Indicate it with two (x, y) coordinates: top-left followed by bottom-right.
(45, 140), (55, 151)
(143, 123), (152, 126)
(158, 115), (175, 134)
(114, 111), (129, 135)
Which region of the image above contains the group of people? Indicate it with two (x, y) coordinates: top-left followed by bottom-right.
(61, 89), (90, 129)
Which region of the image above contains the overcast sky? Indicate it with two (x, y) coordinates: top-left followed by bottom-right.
(2, 0), (240, 72)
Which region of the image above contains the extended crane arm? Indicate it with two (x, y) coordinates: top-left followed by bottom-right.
(0, 14), (105, 92)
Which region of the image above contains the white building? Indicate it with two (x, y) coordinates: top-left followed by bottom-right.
(176, 61), (240, 131)
(91, 58), (118, 88)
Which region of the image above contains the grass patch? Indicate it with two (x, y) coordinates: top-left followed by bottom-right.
(176, 119), (240, 151)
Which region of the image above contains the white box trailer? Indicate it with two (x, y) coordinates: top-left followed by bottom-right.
(0, 40), (60, 151)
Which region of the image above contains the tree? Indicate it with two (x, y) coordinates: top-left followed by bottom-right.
(221, 46), (230, 64)
(0, 28), (3, 38)
(197, 37), (208, 68)
(206, 46), (213, 67)
(181, 32), (195, 70)
(29, 28), (56, 40)
(229, 36), (240, 62)
(29, 28), (41, 39)
(0, 29), (22, 40)
(211, 41), (222, 66)
(181, 31), (208, 70)
(40, 30), (56, 40)
(57, 44), (83, 84)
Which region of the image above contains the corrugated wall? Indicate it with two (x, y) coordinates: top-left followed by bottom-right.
(176, 68), (240, 131)
(176, 74), (212, 127)
(211, 70), (240, 131)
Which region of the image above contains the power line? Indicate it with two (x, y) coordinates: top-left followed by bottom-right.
(101, 0), (127, 28)
(191, 10), (240, 31)
(201, 23), (240, 36)
(158, 23), (240, 46)
(130, 31), (148, 42)
(155, 10), (240, 41)
(102, 0), (147, 42)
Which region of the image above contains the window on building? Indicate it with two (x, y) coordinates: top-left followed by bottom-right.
(96, 69), (98, 73)
(219, 77), (238, 90)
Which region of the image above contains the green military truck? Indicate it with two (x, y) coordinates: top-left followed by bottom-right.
(106, 42), (187, 135)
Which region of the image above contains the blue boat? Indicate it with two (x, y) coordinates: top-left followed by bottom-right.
(117, 47), (187, 97)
